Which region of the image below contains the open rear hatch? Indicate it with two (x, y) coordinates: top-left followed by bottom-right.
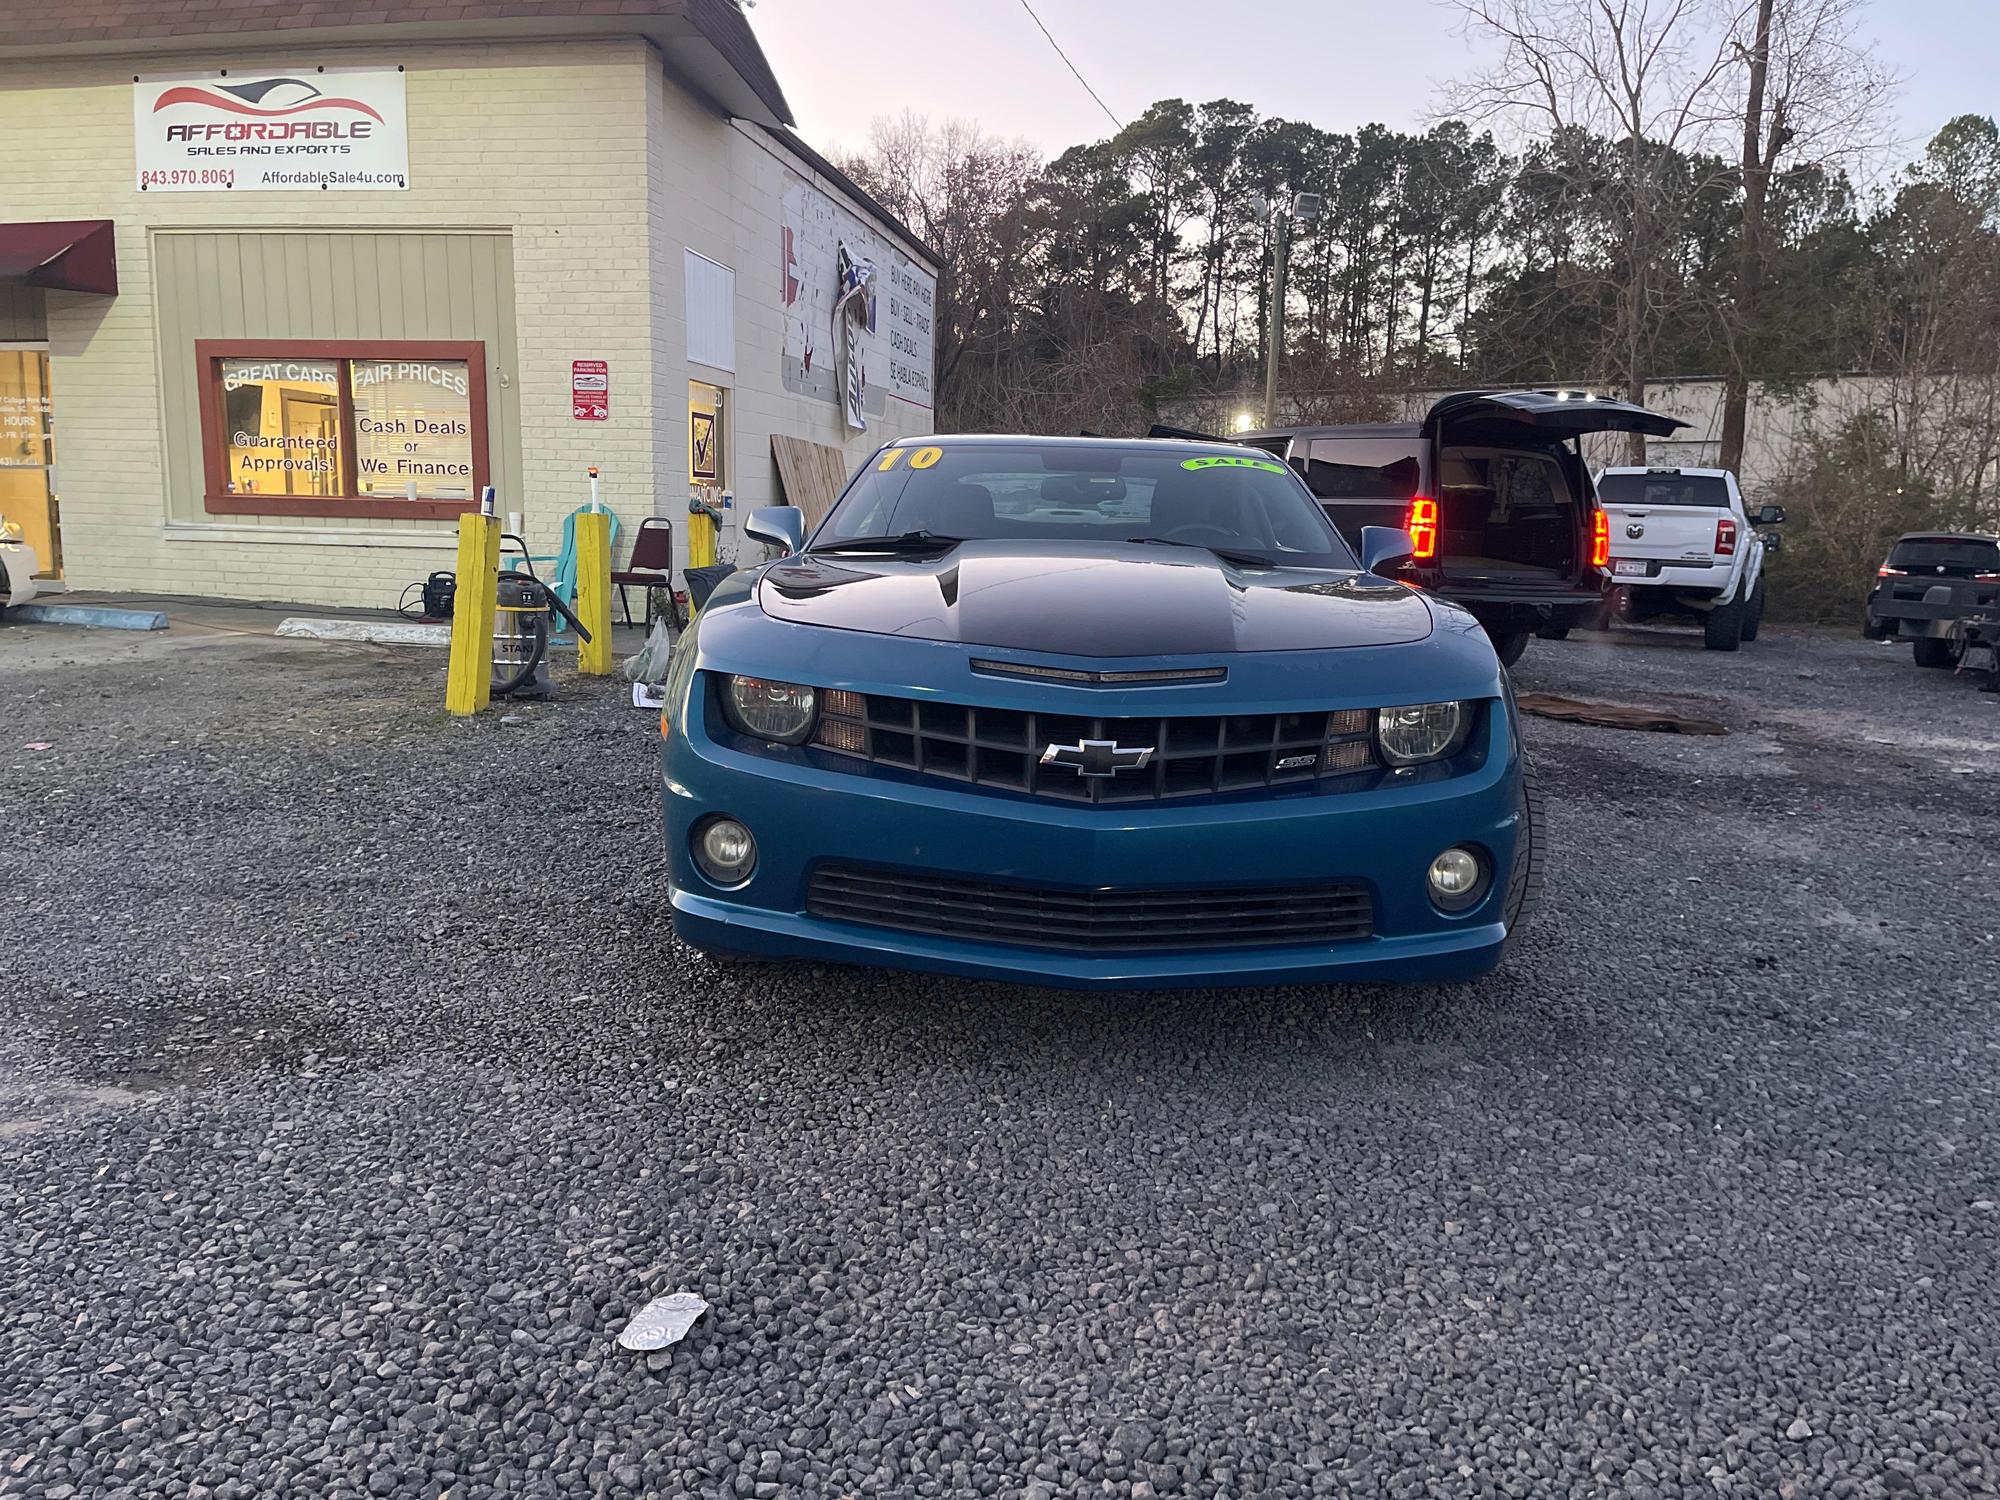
(1418, 392), (1687, 590)
(1422, 390), (1688, 443)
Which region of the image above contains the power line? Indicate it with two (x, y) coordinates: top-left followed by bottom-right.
(1016, 0), (1122, 132)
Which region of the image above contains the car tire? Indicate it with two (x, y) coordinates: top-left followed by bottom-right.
(1913, 636), (1959, 670)
(1741, 578), (1767, 642)
(1490, 629), (1531, 666)
(1502, 762), (1544, 943)
(1703, 591), (1746, 651)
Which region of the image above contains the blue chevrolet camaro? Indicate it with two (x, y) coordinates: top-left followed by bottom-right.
(659, 435), (1540, 989)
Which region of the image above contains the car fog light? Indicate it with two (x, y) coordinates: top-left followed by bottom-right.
(694, 816), (757, 886)
(1427, 846), (1486, 911)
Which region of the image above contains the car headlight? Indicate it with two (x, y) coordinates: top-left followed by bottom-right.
(722, 675), (817, 744)
(1376, 701), (1469, 765)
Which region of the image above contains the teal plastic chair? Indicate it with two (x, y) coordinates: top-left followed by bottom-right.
(505, 507), (624, 635)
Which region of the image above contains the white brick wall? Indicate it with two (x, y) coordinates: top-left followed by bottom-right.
(0, 35), (938, 608)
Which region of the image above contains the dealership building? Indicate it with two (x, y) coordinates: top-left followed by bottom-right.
(0, 0), (938, 608)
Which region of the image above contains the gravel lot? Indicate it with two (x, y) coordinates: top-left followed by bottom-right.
(2, 614), (1998, 1500)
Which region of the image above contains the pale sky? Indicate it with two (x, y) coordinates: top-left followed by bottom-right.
(749, 0), (1996, 177)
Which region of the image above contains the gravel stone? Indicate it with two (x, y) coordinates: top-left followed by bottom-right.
(1, 622), (1997, 1497)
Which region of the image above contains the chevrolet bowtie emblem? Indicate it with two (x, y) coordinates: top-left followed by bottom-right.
(1040, 738), (1155, 778)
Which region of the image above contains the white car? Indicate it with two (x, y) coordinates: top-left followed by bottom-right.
(1594, 466), (1785, 651)
(0, 526), (41, 612)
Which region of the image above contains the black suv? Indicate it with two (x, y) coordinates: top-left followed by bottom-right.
(1864, 531), (2000, 668)
(1235, 391), (1687, 663)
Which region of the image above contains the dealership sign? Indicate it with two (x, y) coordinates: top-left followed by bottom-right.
(134, 68), (408, 192)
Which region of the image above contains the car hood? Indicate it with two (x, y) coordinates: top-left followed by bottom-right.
(754, 541), (1433, 656)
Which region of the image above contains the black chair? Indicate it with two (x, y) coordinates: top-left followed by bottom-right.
(611, 516), (674, 625)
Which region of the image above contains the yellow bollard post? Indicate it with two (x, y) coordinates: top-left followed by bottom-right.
(687, 507), (716, 569)
(445, 512), (501, 715)
(574, 509), (614, 676)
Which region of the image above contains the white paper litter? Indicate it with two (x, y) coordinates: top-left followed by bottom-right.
(616, 1291), (709, 1352)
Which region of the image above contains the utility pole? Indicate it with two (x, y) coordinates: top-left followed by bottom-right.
(1258, 193), (1319, 428)
(1263, 211), (1290, 428)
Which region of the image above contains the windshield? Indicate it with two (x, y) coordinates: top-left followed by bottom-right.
(1888, 537), (2000, 572)
(1596, 472), (1730, 507)
(814, 442), (1358, 569)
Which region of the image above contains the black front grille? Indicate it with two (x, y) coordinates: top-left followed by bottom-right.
(807, 865), (1374, 953)
(810, 689), (1374, 803)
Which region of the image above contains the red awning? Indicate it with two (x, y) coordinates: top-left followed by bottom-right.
(0, 220), (117, 295)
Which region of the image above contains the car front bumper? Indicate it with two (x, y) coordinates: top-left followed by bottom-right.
(663, 696), (1527, 991)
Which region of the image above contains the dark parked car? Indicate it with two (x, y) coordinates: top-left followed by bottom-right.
(1863, 531), (2000, 668)
(1236, 390), (1688, 663)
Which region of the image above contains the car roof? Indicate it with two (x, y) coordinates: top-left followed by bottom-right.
(1239, 423), (1423, 441)
(1599, 465), (1732, 479)
(1893, 529), (2000, 543)
(886, 433), (1290, 460)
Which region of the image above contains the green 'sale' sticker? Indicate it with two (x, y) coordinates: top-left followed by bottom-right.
(1180, 456), (1285, 473)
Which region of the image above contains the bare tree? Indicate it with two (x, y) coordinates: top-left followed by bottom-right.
(839, 113), (1042, 429)
(1443, 0), (1753, 458)
(1715, 0), (1896, 472)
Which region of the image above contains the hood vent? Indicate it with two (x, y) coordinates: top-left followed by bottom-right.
(971, 659), (1227, 687)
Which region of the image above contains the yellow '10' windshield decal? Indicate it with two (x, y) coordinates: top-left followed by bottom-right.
(1181, 456), (1285, 474)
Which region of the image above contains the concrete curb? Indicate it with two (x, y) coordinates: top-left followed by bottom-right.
(5, 603), (170, 631)
(276, 617), (451, 648)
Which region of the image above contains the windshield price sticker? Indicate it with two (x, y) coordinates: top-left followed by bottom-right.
(1182, 456), (1285, 474)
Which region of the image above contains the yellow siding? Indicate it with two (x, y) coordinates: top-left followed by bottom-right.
(0, 39), (659, 608)
(151, 230), (520, 533)
(0, 37), (940, 608)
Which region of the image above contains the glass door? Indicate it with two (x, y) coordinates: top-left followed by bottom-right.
(0, 346), (58, 578)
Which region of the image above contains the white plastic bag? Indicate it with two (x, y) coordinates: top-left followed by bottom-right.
(616, 1291), (709, 1352)
(623, 616), (675, 686)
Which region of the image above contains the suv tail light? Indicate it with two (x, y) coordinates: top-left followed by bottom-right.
(1406, 496), (1439, 561)
(1590, 507), (1610, 568)
(1877, 565), (1906, 577)
(1714, 517), (1739, 556)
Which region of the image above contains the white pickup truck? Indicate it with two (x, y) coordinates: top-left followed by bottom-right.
(1594, 466), (1785, 651)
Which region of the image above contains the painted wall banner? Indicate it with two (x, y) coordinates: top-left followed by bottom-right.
(134, 68), (409, 192)
(571, 360), (609, 422)
(780, 174), (935, 422)
(832, 242), (875, 432)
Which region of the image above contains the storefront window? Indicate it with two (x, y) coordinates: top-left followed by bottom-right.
(689, 379), (726, 489)
(198, 340), (487, 520)
(351, 359), (475, 500)
(220, 358), (342, 498)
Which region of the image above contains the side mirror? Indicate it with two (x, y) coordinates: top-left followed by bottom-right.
(744, 505), (805, 556)
(1360, 525), (1416, 575)
(1760, 531), (1783, 554)
(1755, 504), (1786, 525)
